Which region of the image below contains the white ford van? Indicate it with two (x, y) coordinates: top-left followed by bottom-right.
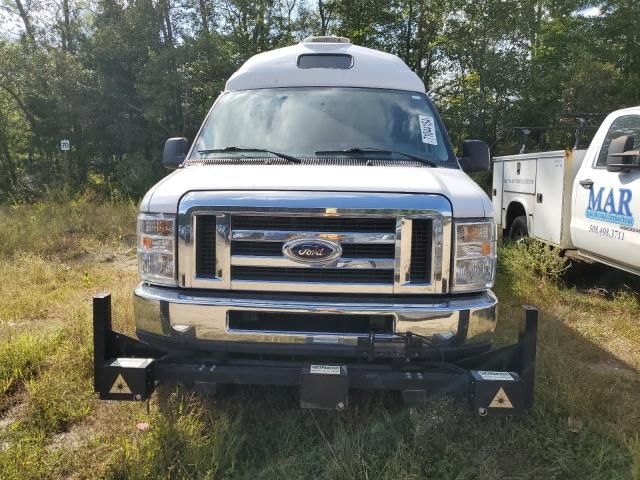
(93, 37), (538, 414)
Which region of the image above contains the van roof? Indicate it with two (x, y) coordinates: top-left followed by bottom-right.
(225, 39), (426, 93)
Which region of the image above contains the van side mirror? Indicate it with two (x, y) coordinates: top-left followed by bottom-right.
(607, 135), (640, 172)
(163, 137), (189, 169)
(459, 140), (490, 173)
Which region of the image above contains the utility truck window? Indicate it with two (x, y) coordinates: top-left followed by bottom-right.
(596, 115), (640, 167)
(193, 88), (457, 167)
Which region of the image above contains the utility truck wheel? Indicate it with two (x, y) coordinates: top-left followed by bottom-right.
(508, 216), (528, 242)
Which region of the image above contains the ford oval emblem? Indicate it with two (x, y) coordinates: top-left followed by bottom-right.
(283, 238), (342, 264)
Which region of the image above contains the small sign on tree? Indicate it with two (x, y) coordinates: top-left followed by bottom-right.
(61, 139), (70, 151)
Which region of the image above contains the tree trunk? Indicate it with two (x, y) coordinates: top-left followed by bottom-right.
(0, 118), (18, 189)
(198, 0), (209, 35)
(318, 0), (329, 36)
(158, 0), (184, 133)
(159, 0), (174, 46)
(0, 84), (38, 134)
(405, 0), (413, 63)
(13, 0), (36, 42)
(62, 0), (73, 52)
(252, 1), (267, 52)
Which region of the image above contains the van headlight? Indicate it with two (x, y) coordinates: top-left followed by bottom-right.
(137, 213), (176, 285)
(451, 220), (496, 292)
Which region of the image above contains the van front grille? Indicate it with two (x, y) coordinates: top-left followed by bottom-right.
(182, 192), (448, 294)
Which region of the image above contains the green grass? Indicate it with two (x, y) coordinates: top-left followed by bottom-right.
(0, 334), (49, 398)
(0, 195), (137, 259)
(0, 201), (638, 479)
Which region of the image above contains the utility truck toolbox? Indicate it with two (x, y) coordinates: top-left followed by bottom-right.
(95, 37), (538, 413)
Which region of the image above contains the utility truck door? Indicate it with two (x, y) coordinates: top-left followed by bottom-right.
(492, 161), (503, 226)
(571, 113), (640, 273)
(531, 153), (565, 245)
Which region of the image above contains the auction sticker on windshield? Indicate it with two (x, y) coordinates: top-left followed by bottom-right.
(419, 115), (438, 145)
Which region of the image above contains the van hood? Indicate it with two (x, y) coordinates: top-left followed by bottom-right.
(141, 165), (492, 218)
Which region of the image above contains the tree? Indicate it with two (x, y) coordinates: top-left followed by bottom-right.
(0, 0), (637, 201)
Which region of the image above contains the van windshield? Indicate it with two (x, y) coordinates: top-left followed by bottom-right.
(191, 87), (458, 167)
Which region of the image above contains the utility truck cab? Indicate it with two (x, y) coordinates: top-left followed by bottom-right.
(99, 37), (538, 413)
(493, 106), (640, 276)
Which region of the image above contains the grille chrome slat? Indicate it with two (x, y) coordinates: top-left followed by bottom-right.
(231, 255), (395, 270)
(231, 266), (394, 283)
(231, 230), (395, 244)
(232, 215), (396, 232)
(230, 280), (394, 294)
(231, 241), (395, 258)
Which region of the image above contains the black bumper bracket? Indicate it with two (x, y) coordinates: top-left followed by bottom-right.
(93, 294), (539, 415)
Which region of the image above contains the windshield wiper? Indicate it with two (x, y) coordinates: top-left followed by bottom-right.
(315, 147), (438, 167)
(198, 146), (301, 164)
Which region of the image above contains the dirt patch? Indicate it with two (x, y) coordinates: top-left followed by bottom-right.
(590, 335), (640, 373)
(47, 421), (98, 452)
(62, 245), (137, 271)
(564, 261), (640, 296)
(0, 398), (26, 430)
(585, 359), (640, 381)
(46, 402), (137, 453)
(108, 252), (137, 272)
(0, 394), (28, 451)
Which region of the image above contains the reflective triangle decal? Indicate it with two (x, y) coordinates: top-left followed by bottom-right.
(489, 387), (513, 408)
(109, 373), (132, 395)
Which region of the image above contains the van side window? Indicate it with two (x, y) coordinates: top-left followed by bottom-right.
(596, 115), (640, 167)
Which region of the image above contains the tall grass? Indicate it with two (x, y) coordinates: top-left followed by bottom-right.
(498, 239), (569, 291)
(0, 195), (137, 259)
(0, 334), (49, 398)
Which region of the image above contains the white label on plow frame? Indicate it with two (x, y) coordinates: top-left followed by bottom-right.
(310, 365), (341, 375)
(419, 115), (438, 145)
(477, 371), (514, 381)
(312, 335), (340, 344)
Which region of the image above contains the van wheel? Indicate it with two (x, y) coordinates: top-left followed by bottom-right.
(508, 216), (528, 242)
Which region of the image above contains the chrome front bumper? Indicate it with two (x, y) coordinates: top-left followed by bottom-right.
(134, 283), (497, 357)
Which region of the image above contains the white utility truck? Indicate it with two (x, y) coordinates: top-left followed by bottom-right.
(92, 37), (540, 415)
(493, 106), (640, 275)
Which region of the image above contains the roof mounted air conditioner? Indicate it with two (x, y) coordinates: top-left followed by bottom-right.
(303, 36), (351, 44)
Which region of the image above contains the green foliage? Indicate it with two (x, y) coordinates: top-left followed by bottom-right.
(499, 240), (569, 292)
(112, 391), (246, 479)
(0, 194), (137, 258)
(0, 334), (48, 397)
(1, 1), (640, 199)
(22, 317), (93, 435)
(103, 387), (636, 479)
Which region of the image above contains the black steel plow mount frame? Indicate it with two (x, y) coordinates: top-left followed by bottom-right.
(93, 294), (538, 416)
